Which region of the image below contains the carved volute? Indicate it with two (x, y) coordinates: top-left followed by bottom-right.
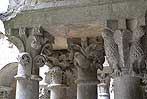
(8, 26), (54, 81)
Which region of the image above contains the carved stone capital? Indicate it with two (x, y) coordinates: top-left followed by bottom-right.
(102, 26), (146, 77)
(42, 50), (74, 70)
(69, 37), (104, 71)
(46, 66), (63, 84)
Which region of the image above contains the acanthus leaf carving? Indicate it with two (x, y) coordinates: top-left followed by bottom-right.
(42, 49), (75, 85)
(33, 55), (46, 68)
(69, 37), (105, 71)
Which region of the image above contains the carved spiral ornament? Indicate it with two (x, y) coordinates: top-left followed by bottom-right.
(41, 43), (53, 56)
(34, 55), (46, 67)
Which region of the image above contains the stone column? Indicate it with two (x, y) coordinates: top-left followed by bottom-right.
(47, 67), (68, 99)
(70, 37), (105, 99)
(76, 67), (98, 99)
(41, 50), (73, 99)
(10, 27), (54, 99)
(102, 21), (145, 99)
(114, 76), (142, 99)
(98, 83), (109, 99)
(97, 73), (110, 99)
(15, 53), (41, 99)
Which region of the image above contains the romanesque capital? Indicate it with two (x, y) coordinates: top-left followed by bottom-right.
(102, 26), (146, 77)
(69, 37), (105, 71)
(42, 49), (74, 85)
(10, 26), (54, 81)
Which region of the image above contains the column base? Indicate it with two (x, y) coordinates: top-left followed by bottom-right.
(14, 74), (28, 80)
(48, 84), (69, 89)
(30, 75), (43, 81)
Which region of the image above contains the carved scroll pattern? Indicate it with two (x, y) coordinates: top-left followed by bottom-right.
(9, 26), (54, 80)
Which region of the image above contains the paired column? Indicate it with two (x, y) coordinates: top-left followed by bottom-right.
(15, 53), (43, 99)
(12, 27), (53, 99)
(102, 20), (145, 99)
(70, 37), (105, 99)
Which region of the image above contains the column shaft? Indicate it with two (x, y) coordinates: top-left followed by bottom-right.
(77, 69), (98, 99)
(98, 83), (110, 99)
(50, 88), (66, 99)
(47, 67), (68, 99)
(16, 80), (39, 99)
(15, 53), (40, 99)
(77, 84), (97, 99)
(114, 76), (142, 99)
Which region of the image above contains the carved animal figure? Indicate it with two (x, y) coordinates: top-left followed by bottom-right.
(102, 29), (120, 76)
(129, 26), (146, 74)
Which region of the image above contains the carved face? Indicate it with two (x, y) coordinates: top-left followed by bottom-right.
(19, 53), (31, 65)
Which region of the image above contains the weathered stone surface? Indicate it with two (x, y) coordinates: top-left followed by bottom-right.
(98, 83), (110, 99)
(11, 26), (54, 99)
(102, 18), (146, 99)
(5, 0), (147, 35)
(114, 76), (142, 99)
(69, 37), (104, 99)
(102, 26), (146, 77)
